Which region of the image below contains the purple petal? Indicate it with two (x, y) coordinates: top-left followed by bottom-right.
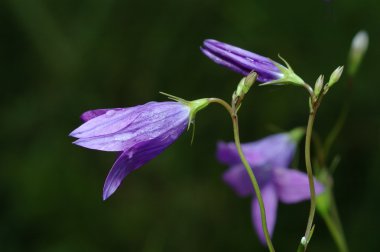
(80, 108), (123, 122)
(223, 164), (273, 197)
(201, 39), (283, 82)
(70, 102), (172, 138)
(223, 164), (254, 197)
(217, 133), (296, 168)
(216, 141), (242, 165)
(273, 168), (324, 204)
(200, 47), (250, 76)
(251, 183), (278, 245)
(71, 102), (189, 152)
(103, 125), (187, 200)
(204, 39), (277, 67)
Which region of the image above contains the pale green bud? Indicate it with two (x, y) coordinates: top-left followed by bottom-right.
(348, 30), (369, 76)
(314, 75), (324, 96)
(235, 71), (257, 98)
(327, 66), (344, 87)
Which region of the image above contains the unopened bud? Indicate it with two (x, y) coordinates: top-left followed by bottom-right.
(233, 71), (257, 111)
(348, 30), (369, 76)
(328, 66), (344, 87)
(235, 71), (257, 98)
(314, 75), (324, 96)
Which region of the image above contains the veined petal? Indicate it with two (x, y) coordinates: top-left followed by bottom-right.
(70, 102), (187, 138)
(217, 133), (296, 167)
(80, 108), (123, 122)
(103, 125), (187, 200)
(204, 39), (277, 67)
(71, 102), (190, 151)
(273, 168), (324, 204)
(72, 109), (188, 152)
(251, 183), (278, 245)
(201, 39), (283, 82)
(200, 47), (250, 76)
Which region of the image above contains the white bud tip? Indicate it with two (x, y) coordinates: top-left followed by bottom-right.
(352, 30), (369, 53)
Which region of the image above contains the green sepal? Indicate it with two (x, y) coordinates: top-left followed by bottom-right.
(259, 55), (305, 87)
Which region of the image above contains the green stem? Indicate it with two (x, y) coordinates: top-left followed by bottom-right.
(304, 108), (317, 246)
(233, 116), (275, 252)
(208, 98), (275, 252)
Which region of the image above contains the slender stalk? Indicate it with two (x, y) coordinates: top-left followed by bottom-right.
(208, 98), (275, 252)
(232, 116), (275, 252)
(304, 110), (317, 243)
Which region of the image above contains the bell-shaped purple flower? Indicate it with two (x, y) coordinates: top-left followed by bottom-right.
(70, 99), (209, 200)
(201, 39), (305, 85)
(216, 130), (324, 244)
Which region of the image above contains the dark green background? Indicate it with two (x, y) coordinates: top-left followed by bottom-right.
(1, 0), (379, 251)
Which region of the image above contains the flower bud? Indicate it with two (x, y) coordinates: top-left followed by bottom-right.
(327, 66), (344, 87)
(201, 39), (305, 86)
(235, 71), (257, 98)
(348, 30), (369, 76)
(314, 75), (324, 96)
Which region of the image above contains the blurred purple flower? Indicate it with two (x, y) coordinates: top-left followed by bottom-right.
(216, 130), (324, 244)
(70, 101), (191, 200)
(201, 39), (284, 83)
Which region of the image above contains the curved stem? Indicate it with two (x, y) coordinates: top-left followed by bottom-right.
(208, 98), (275, 252)
(232, 116), (275, 252)
(301, 83), (316, 102)
(208, 98), (234, 116)
(304, 108), (317, 245)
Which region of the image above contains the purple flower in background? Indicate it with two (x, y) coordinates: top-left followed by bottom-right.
(201, 39), (304, 85)
(70, 99), (209, 200)
(216, 129), (324, 244)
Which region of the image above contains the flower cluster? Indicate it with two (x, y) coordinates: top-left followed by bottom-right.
(70, 38), (330, 248)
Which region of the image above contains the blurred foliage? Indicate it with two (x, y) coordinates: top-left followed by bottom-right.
(0, 0), (379, 251)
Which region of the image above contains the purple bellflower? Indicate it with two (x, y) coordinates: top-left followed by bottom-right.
(70, 97), (209, 200)
(201, 39), (304, 85)
(216, 129), (324, 244)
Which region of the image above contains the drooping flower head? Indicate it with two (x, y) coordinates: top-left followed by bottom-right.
(201, 39), (305, 86)
(70, 97), (209, 200)
(216, 128), (324, 244)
